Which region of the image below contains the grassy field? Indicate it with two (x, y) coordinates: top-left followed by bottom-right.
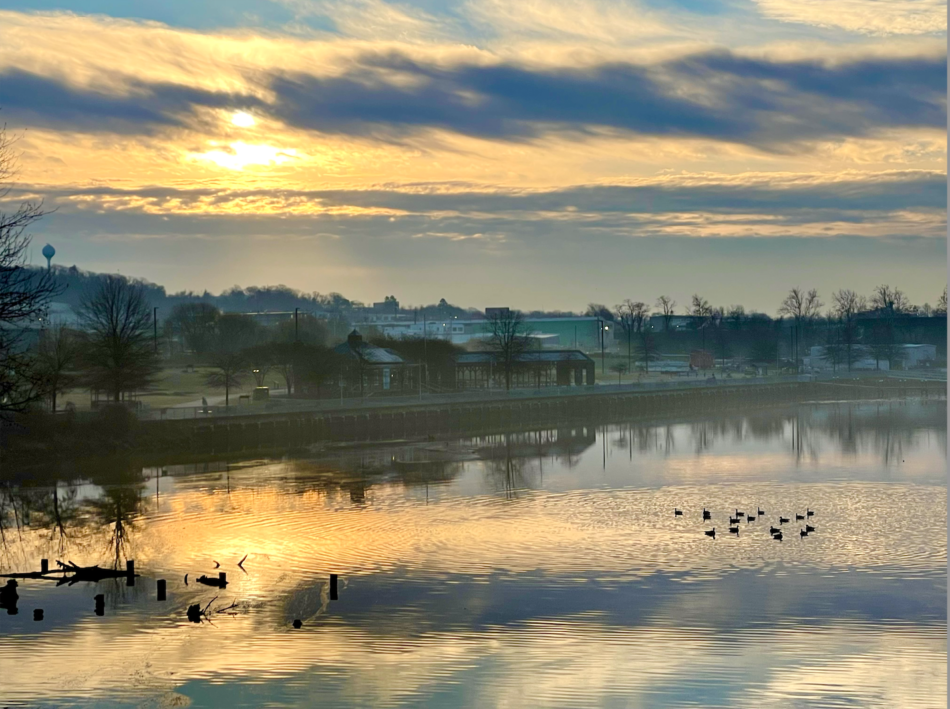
(58, 366), (289, 411)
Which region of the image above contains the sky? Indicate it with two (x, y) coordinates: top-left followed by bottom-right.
(0, 0), (945, 313)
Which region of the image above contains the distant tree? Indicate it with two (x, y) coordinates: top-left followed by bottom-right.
(747, 314), (778, 365)
(869, 284), (909, 314)
(690, 295), (713, 355)
(34, 323), (80, 412)
(831, 290), (867, 372)
(636, 329), (659, 373)
(204, 350), (247, 406)
(615, 300), (638, 369)
(204, 313), (260, 405)
(585, 303), (615, 322)
(609, 361), (628, 384)
(709, 307), (731, 366)
(778, 288), (823, 366)
(295, 345), (342, 398)
(936, 287), (947, 315)
(725, 305), (745, 331)
(274, 313), (329, 347)
(165, 302), (219, 356)
(485, 308), (532, 391)
(78, 276), (160, 402)
(655, 296), (677, 333)
(0, 123), (60, 414)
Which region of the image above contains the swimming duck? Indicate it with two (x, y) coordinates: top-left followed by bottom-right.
(704, 528), (716, 539)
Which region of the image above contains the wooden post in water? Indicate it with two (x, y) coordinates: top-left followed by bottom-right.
(33, 609), (43, 621)
(329, 574), (338, 600)
(157, 579), (167, 601)
(218, 572), (227, 586)
(126, 560), (135, 586)
(40, 559), (48, 574)
(94, 594), (105, 616)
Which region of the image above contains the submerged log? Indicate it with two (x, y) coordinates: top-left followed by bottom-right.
(54, 560), (141, 587)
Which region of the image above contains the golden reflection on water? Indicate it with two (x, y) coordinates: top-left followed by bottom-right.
(0, 402), (946, 708)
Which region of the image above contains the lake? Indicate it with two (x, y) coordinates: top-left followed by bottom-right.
(0, 398), (946, 708)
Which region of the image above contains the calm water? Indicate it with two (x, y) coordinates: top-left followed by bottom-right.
(0, 399), (946, 708)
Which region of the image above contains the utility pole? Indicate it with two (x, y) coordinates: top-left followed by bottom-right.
(153, 307), (158, 354)
(422, 308), (428, 396)
(599, 319), (605, 374)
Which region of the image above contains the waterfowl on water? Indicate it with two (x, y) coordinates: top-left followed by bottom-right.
(779, 517), (790, 524)
(729, 526), (739, 535)
(800, 529), (808, 538)
(757, 508), (765, 516)
(772, 531), (783, 541)
(703, 508), (711, 521)
(735, 509), (745, 518)
(807, 509), (815, 517)
(729, 516), (740, 525)
(769, 526), (780, 535)
(746, 515), (756, 522)
(674, 509), (683, 516)
(705, 528), (716, 538)
(805, 524), (816, 533)
(795, 514), (805, 521)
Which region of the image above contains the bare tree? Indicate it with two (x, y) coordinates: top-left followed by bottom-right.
(34, 323), (80, 412)
(165, 302), (219, 356)
(615, 300), (638, 369)
(205, 351), (247, 406)
(869, 284), (909, 314)
(936, 287), (947, 315)
(831, 289), (867, 372)
(690, 294), (713, 357)
(609, 361), (628, 384)
(485, 308), (532, 391)
(206, 313), (260, 405)
(656, 296), (676, 333)
(778, 288), (823, 367)
(0, 123), (60, 414)
(78, 276), (160, 402)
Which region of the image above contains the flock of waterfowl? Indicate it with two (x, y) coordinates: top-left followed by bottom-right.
(673, 506), (816, 541)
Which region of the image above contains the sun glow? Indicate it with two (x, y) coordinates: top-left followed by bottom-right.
(231, 111), (256, 128)
(192, 141), (299, 171)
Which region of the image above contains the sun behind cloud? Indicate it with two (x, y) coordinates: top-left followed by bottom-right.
(231, 111), (256, 128)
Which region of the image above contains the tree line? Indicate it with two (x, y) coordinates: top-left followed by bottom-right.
(586, 284), (947, 374)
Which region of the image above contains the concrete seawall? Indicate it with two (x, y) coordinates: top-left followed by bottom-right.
(148, 378), (945, 459)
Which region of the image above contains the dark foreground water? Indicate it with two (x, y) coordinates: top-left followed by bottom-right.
(0, 399), (945, 708)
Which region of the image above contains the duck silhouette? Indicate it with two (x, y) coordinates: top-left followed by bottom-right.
(703, 508), (711, 521)
(807, 509), (815, 517)
(704, 528), (716, 539)
(746, 515), (756, 522)
(805, 524), (816, 533)
(757, 508), (765, 516)
(729, 526), (739, 535)
(779, 517), (790, 524)
(769, 526), (780, 535)
(795, 513), (805, 521)
(674, 509), (683, 516)
(800, 529), (808, 538)
(772, 531), (783, 541)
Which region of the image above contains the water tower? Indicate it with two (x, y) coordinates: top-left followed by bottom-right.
(42, 243), (55, 271)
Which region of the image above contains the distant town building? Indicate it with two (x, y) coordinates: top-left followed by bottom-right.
(455, 350), (595, 389)
(333, 329), (409, 396)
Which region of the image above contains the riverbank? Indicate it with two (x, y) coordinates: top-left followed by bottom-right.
(2, 373), (943, 477)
